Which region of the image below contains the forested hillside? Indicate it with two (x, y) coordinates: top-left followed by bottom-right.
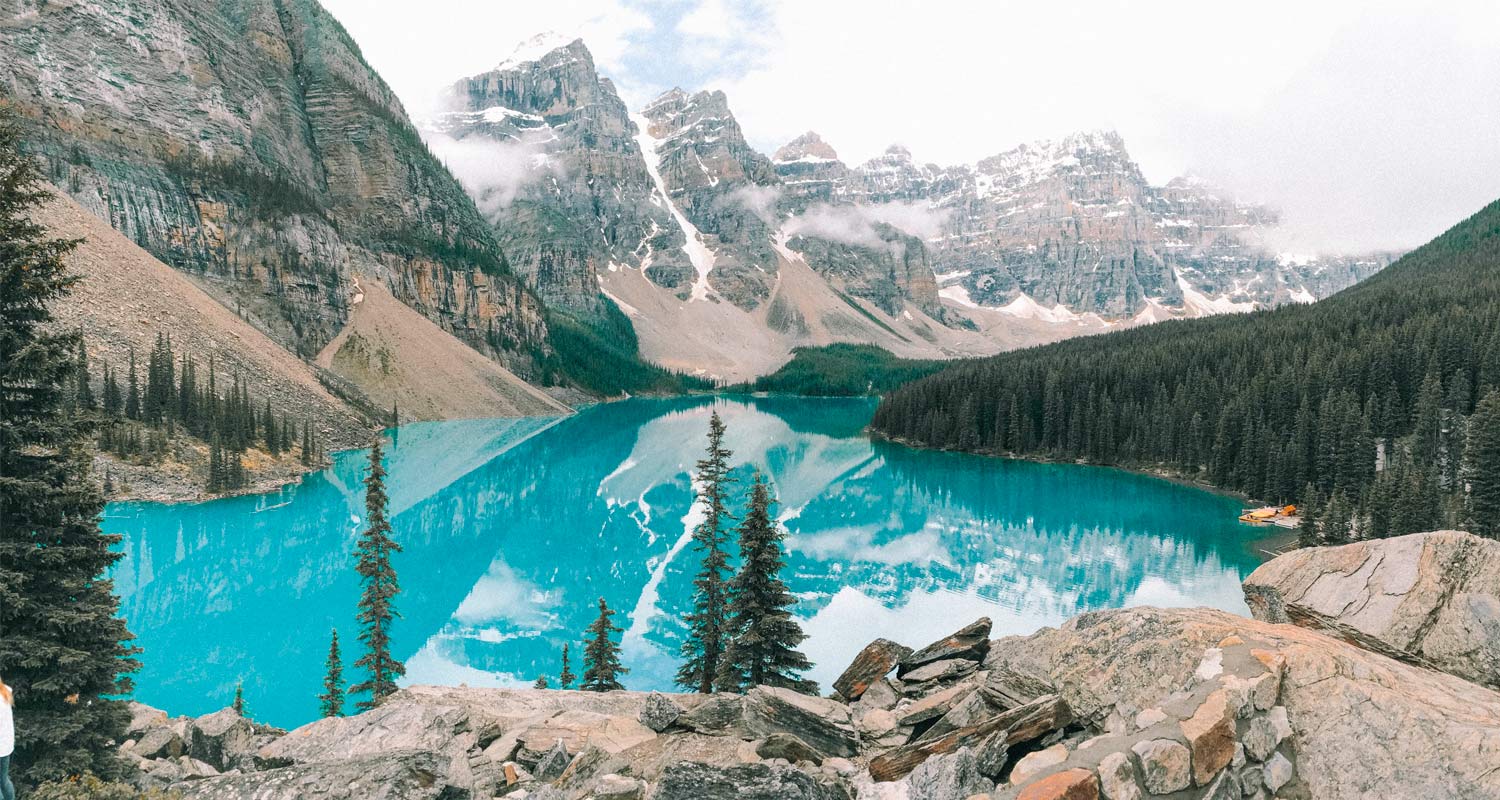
(742, 344), (945, 396)
(872, 199), (1500, 541)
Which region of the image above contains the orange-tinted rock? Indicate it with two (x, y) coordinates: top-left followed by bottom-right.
(1017, 768), (1100, 800)
(833, 638), (913, 701)
(1179, 689), (1235, 785)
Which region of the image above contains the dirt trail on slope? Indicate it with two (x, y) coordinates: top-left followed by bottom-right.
(315, 276), (569, 421)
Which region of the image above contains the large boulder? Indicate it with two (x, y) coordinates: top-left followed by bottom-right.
(743, 687), (860, 758)
(833, 638), (913, 701)
(651, 761), (839, 800)
(256, 700), (473, 766)
(128, 725), (185, 761)
(185, 708), (279, 772)
(255, 700), (480, 790)
(899, 618), (992, 677)
(1244, 530), (1500, 690)
(907, 747), (993, 800)
(983, 606), (1500, 799)
(172, 749), (453, 800)
(640, 692), (684, 732)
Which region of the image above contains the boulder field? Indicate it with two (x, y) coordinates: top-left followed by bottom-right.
(121, 531), (1500, 799)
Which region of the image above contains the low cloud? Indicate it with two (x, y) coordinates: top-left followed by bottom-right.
(731, 183), (783, 225)
(784, 201), (951, 248)
(425, 130), (561, 218)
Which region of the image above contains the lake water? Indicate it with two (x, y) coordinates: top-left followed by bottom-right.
(104, 396), (1260, 728)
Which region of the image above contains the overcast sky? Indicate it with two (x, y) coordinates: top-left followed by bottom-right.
(322, 0), (1500, 253)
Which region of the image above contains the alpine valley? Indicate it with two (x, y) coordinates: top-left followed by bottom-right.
(1, 8), (1394, 418)
(425, 33), (1396, 381)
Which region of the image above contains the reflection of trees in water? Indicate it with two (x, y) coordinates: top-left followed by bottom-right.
(105, 397), (1257, 729)
(783, 440), (1258, 621)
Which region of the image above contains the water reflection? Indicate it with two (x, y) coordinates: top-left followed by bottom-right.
(105, 396), (1257, 728)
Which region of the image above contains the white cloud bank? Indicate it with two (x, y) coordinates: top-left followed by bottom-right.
(425, 130), (562, 217)
(714, 0), (1500, 252)
(324, 0), (1500, 253)
(785, 201), (951, 248)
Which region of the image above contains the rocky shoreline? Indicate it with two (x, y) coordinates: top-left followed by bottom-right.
(118, 531), (1500, 799)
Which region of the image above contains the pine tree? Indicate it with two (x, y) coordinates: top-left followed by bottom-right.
(125, 348), (140, 420)
(319, 630), (345, 718)
(232, 682), (246, 716)
(559, 643), (576, 690)
(0, 109), (140, 786)
(582, 597), (627, 692)
(1321, 490), (1354, 544)
(533, 675), (550, 689)
(717, 473), (818, 694)
(207, 435), (225, 493)
(102, 361), (121, 417)
(1464, 390), (1500, 538)
(301, 418), (314, 466)
(677, 411), (735, 693)
(263, 399), (279, 456)
(351, 437), (405, 709)
(74, 340), (94, 411)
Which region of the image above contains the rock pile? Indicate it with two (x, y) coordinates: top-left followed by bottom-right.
(122, 531), (1500, 799)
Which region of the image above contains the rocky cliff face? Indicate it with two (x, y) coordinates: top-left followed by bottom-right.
(428, 35), (687, 316)
(0, 0), (547, 368)
(770, 130), (1395, 320)
(638, 88), (783, 309)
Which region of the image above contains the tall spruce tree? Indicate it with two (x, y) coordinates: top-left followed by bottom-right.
(301, 418), (314, 466)
(232, 682), (246, 716)
(0, 108), (140, 786)
(1464, 390), (1500, 538)
(351, 437), (404, 709)
(319, 630), (345, 718)
(676, 411), (735, 693)
(124, 349), (140, 420)
(559, 643), (576, 690)
(74, 340), (94, 411)
(581, 597), (627, 692)
(717, 473), (818, 694)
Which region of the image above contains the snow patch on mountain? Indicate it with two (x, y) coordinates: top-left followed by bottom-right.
(496, 32), (578, 71)
(1175, 269), (1257, 316)
(632, 112), (718, 302)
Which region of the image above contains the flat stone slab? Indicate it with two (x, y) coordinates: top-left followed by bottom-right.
(1243, 530), (1500, 690)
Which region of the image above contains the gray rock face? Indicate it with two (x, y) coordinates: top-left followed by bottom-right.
(772, 132), (849, 212)
(678, 694), (746, 735)
(533, 738), (571, 781)
(984, 605), (1500, 799)
(652, 761), (837, 800)
(184, 708), (279, 772)
(430, 36), (685, 316)
(899, 618), (992, 676)
(172, 749), (451, 800)
(639, 88), (782, 309)
(756, 732), (823, 766)
(1244, 530), (1500, 689)
(743, 687), (860, 758)
(129, 726), (185, 761)
(906, 747), (993, 800)
(640, 692), (684, 732)
(771, 129), (1395, 321)
(0, 0), (548, 366)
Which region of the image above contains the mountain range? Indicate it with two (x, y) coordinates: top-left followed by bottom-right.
(427, 34), (1395, 379)
(0, 6), (1396, 402)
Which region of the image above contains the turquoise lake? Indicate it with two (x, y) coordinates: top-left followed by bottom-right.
(104, 396), (1260, 729)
